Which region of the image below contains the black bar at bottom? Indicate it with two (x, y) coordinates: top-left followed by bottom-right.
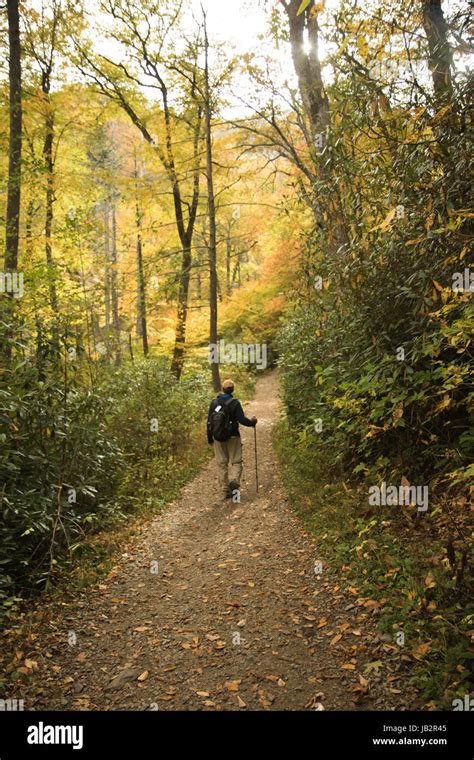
(0, 710), (471, 757)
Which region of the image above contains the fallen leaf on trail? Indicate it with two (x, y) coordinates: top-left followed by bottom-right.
(138, 671), (149, 681)
(363, 599), (380, 610)
(364, 660), (383, 675)
(77, 652), (87, 662)
(215, 640), (226, 650)
(24, 659), (37, 669)
(247, 581), (255, 588)
(134, 626), (150, 633)
(278, 678), (286, 687)
(305, 694), (325, 709)
(258, 694), (272, 708)
(237, 695), (246, 708)
(73, 697), (91, 709)
(224, 680), (240, 692)
(63, 676), (74, 684)
(342, 663), (356, 670)
(330, 634), (342, 646)
(196, 690), (210, 697)
(317, 618), (328, 629)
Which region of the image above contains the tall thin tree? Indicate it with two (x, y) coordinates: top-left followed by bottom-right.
(134, 149), (149, 357)
(202, 8), (221, 392)
(5, 0), (22, 275)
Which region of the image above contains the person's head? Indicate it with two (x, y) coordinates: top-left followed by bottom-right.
(222, 378), (234, 394)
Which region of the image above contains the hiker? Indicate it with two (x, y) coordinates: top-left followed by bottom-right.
(207, 378), (257, 499)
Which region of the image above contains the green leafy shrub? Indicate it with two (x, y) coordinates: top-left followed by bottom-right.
(0, 341), (209, 607)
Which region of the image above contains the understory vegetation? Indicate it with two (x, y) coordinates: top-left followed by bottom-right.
(274, 0), (472, 708)
(275, 426), (471, 708)
(1, 344), (212, 606)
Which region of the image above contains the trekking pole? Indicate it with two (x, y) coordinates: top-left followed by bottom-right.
(254, 425), (259, 494)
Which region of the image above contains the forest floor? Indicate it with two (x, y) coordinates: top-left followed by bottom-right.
(6, 371), (420, 711)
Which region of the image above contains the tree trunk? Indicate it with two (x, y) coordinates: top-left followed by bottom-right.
(135, 224), (148, 355)
(231, 256), (241, 289)
(110, 201), (121, 365)
(422, 0), (453, 107)
(170, 243), (191, 380)
(195, 245), (202, 302)
(25, 199), (35, 258)
(226, 236), (232, 295)
(103, 204), (111, 331)
(43, 107), (59, 313)
(4, 0), (22, 274)
(2, 0), (22, 363)
(134, 156), (148, 356)
(203, 11), (221, 393)
(84, 23), (203, 379)
(286, 0), (330, 140)
(284, 0), (349, 258)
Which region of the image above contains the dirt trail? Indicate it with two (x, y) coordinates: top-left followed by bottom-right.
(19, 372), (416, 711)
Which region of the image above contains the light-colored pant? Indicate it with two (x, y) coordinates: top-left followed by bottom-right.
(213, 436), (243, 495)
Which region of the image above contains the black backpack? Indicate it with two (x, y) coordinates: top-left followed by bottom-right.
(210, 398), (234, 442)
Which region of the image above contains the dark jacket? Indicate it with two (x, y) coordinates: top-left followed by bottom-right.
(207, 392), (256, 444)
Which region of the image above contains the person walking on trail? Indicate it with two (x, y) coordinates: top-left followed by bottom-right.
(207, 378), (257, 500)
